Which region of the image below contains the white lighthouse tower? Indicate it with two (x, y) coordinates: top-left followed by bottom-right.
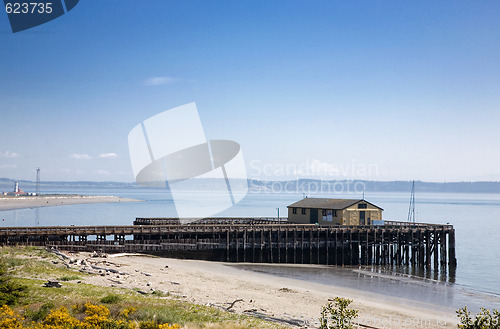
(14, 181), (19, 193)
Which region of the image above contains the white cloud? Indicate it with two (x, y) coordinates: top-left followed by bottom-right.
(0, 164), (16, 169)
(1, 151), (19, 158)
(99, 153), (118, 158)
(144, 76), (175, 86)
(71, 153), (92, 160)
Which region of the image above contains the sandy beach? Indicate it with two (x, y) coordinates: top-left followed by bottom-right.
(0, 195), (140, 211)
(60, 252), (458, 329)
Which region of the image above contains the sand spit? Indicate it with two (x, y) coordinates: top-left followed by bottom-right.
(50, 251), (458, 329)
(0, 195), (140, 211)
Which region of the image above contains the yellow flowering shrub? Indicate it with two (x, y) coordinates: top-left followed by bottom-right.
(119, 308), (136, 320)
(42, 307), (80, 328)
(82, 303), (111, 328)
(0, 305), (23, 329)
(84, 304), (110, 319)
(0, 304), (181, 329)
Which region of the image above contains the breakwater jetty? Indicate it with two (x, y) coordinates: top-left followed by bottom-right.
(0, 217), (456, 271)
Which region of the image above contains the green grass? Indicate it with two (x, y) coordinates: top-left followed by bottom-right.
(59, 275), (82, 281)
(101, 294), (121, 304)
(1, 246), (286, 329)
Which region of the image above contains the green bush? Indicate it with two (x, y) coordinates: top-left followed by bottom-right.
(457, 306), (500, 328)
(0, 260), (27, 305)
(151, 290), (169, 297)
(101, 294), (122, 304)
(319, 297), (359, 329)
(100, 321), (133, 329)
(59, 275), (81, 282)
(25, 302), (55, 322)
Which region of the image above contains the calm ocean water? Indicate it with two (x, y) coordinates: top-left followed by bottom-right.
(1, 188), (499, 311)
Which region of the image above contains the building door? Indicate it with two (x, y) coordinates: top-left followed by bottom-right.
(359, 211), (366, 225)
(310, 208), (318, 224)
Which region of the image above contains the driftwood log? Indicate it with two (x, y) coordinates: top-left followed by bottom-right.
(226, 299), (243, 311)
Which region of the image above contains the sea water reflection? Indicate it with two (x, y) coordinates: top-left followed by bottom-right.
(235, 263), (500, 313)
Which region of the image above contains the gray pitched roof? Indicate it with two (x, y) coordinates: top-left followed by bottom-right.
(287, 198), (383, 210)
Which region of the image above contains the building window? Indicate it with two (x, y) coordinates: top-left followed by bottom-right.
(332, 210), (337, 217)
(322, 209), (327, 216)
(301, 208), (307, 215)
(292, 207), (297, 214)
(358, 203), (367, 209)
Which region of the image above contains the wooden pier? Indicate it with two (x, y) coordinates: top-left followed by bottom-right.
(0, 218), (456, 270)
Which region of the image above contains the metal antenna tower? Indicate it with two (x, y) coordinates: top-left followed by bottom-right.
(407, 180), (415, 223)
(35, 168), (40, 195)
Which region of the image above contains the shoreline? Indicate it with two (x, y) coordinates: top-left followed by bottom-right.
(234, 263), (489, 312)
(0, 195), (141, 211)
(63, 252), (458, 329)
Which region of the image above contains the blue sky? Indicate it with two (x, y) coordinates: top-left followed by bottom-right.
(1, 0), (499, 182)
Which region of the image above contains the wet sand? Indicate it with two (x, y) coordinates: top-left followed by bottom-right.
(0, 195), (140, 211)
(62, 252), (458, 329)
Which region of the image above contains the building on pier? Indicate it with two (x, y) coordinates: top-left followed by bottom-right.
(287, 198), (383, 226)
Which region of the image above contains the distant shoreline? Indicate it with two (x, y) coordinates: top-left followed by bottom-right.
(1, 178), (499, 194)
(0, 195), (141, 211)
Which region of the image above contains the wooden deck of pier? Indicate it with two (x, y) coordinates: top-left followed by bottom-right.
(0, 218), (456, 270)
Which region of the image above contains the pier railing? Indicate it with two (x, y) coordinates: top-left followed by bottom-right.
(0, 220), (454, 236)
(382, 221), (453, 230)
(0, 221), (454, 237)
(134, 217), (453, 230)
(134, 217), (287, 225)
